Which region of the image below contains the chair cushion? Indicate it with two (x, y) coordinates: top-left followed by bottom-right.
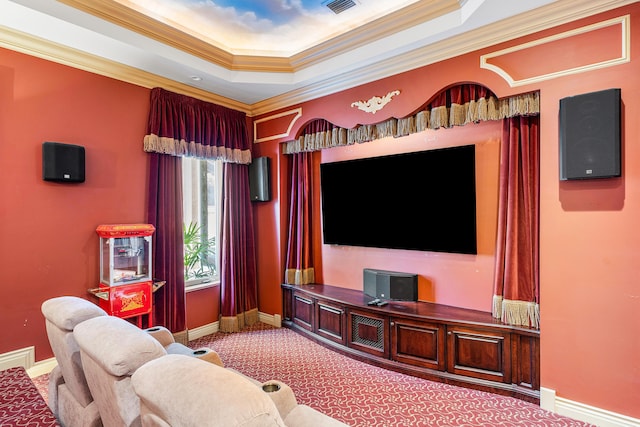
(74, 316), (166, 376)
(132, 354), (287, 427)
(41, 296), (107, 331)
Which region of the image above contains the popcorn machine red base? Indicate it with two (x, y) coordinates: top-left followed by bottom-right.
(89, 224), (163, 326)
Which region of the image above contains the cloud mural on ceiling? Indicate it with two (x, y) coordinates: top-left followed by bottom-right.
(121, 0), (419, 55)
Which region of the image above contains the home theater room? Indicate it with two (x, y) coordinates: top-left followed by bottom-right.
(0, 0), (638, 426)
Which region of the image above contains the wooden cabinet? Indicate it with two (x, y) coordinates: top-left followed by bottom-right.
(283, 283), (540, 403)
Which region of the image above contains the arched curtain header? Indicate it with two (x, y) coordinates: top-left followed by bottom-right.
(283, 85), (539, 154)
(144, 87), (251, 164)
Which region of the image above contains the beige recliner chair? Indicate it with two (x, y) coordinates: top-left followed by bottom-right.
(41, 296), (108, 427)
(41, 295), (224, 426)
(73, 315), (170, 427)
(131, 354), (350, 427)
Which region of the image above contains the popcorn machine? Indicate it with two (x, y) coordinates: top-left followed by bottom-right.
(89, 224), (162, 326)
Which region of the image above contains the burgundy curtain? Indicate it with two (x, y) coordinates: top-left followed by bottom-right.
(219, 162), (258, 332)
(144, 87), (254, 335)
(427, 84), (493, 129)
(492, 115), (540, 328)
(147, 153), (186, 335)
(284, 119), (334, 285)
(284, 151), (315, 285)
(144, 87), (251, 164)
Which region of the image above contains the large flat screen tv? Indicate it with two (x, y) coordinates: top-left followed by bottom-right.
(320, 144), (477, 254)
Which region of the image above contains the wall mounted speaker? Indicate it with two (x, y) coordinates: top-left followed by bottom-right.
(559, 88), (621, 180)
(42, 142), (85, 183)
(249, 156), (271, 202)
(363, 268), (418, 301)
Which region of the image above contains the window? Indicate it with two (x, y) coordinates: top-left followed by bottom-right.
(182, 157), (221, 287)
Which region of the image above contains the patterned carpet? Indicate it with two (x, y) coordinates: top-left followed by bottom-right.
(1, 367), (59, 426)
(30, 322), (595, 427)
(189, 323), (595, 427)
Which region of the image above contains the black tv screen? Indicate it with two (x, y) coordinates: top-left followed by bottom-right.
(320, 145), (477, 254)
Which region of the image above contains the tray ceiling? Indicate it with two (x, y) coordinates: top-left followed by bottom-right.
(0, 0), (632, 114)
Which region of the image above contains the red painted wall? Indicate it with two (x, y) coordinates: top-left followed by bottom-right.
(0, 3), (638, 421)
(0, 48), (151, 359)
(252, 4), (640, 420)
(186, 286), (219, 330)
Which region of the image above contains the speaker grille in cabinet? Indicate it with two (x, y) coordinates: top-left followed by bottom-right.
(351, 314), (384, 350)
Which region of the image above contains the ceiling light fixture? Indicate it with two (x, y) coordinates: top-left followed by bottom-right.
(322, 0), (357, 14)
(190, 76), (202, 81)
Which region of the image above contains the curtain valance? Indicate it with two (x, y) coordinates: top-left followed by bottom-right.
(144, 87), (251, 164)
(282, 89), (539, 154)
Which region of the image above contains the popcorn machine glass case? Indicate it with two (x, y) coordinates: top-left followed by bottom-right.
(95, 224), (155, 320)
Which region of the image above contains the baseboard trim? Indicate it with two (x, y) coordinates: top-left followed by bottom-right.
(540, 387), (640, 427)
(0, 346), (35, 372)
(259, 312), (282, 328)
(27, 357), (58, 378)
(188, 321), (219, 341)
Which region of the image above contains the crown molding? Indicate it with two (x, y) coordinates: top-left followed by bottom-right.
(58, 0), (459, 72)
(250, 0), (636, 115)
(1, 0), (634, 117)
(0, 24), (252, 113)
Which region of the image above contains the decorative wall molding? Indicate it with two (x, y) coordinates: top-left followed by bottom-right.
(351, 90), (400, 114)
(541, 387), (640, 427)
(480, 15), (630, 87)
(253, 108), (303, 143)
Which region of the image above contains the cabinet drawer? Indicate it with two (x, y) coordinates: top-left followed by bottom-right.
(447, 326), (511, 383)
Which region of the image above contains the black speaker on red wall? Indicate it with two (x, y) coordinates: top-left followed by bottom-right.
(249, 156), (270, 202)
(559, 88), (621, 180)
(42, 142), (85, 183)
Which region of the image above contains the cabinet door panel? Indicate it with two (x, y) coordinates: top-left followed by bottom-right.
(292, 293), (313, 331)
(348, 309), (388, 358)
(391, 318), (445, 371)
(447, 326), (511, 383)
(316, 300), (346, 344)
(512, 333), (540, 391)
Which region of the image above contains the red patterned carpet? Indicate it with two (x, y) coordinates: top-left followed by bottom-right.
(1, 367), (58, 426)
(190, 323), (595, 427)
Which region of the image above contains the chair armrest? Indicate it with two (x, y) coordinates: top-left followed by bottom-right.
(144, 326), (175, 347)
(261, 380), (298, 420)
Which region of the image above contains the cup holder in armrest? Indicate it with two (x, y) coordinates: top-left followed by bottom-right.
(262, 383), (281, 393)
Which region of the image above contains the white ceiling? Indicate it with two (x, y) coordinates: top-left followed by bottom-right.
(0, 0), (632, 115)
